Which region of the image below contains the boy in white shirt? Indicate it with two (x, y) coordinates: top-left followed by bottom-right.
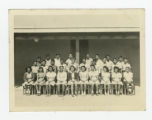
(65, 53), (73, 67)
(122, 58), (131, 72)
(95, 54), (103, 73)
(58, 59), (67, 72)
(69, 59), (79, 72)
(41, 60), (48, 74)
(36, 56), (42, 67)
(112, 58), (119, 73)
(54, 54), (61, 68)
(45, 55), (51, 67)
(105, 55), (113, 72)
(101, 57), (107, 72)
(85, 54), (93, 70)
(32, 61), (39, 73)
(31, 61), (39, 82)
(79, 58), (87, 72)
(117, 56), (124, 72)
(50, 60), (57, 72)
(57, 66), (67, 95)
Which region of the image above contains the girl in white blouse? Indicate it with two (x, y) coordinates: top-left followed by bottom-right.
(57, 66), (67, 95)
(89, 65), (100, 95)
(101, 66), (111, 95)
(123, 67), (134, 94)
(67, 66), (78, 96)
(35, 67), (45, 95)
(112, 67), (123, 95)
(46, 66), (56, 95)
(79, 66), (89, 95)
(23, 66), (34, 95)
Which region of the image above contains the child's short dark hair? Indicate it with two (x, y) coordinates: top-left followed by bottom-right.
(38, 67), (44, 72)
(103, 66), (109, 72)
(114, 66), (120, 72)
(37, 56), (41, 59)
(51, 59), (55, 62)
(124, 57), (128, 60)
(70, 65), (76, 71)
(48, 66), (54, 71)
(59, 66), (64, 69)
(119, 56), (123, 58)
(105, 55), (110, 57)
(90, 64), (95, 68)
(25, 66), (32, 72)
(81, 66), (87, 71)
(33, 61), (37, 64)
(56, 54), (60, 56)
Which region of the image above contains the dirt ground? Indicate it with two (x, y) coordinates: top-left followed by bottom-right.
(12, 86), (145, 111)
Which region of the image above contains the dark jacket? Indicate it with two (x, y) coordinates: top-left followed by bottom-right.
(67, 72), (78, 82)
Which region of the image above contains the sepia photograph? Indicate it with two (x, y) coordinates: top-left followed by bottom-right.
(9, 9), (145, 111)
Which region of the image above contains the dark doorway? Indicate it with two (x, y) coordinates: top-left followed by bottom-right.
(79, 40), (89, 63)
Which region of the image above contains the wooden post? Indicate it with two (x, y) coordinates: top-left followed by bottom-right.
(76, 39), (79, 64)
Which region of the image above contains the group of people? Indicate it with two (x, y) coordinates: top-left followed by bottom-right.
(23, 53), (135, 96)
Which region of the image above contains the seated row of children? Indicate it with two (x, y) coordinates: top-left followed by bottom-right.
(23, 53), (135, 96)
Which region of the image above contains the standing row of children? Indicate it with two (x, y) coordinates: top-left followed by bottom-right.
(23, 53), (134, 96)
